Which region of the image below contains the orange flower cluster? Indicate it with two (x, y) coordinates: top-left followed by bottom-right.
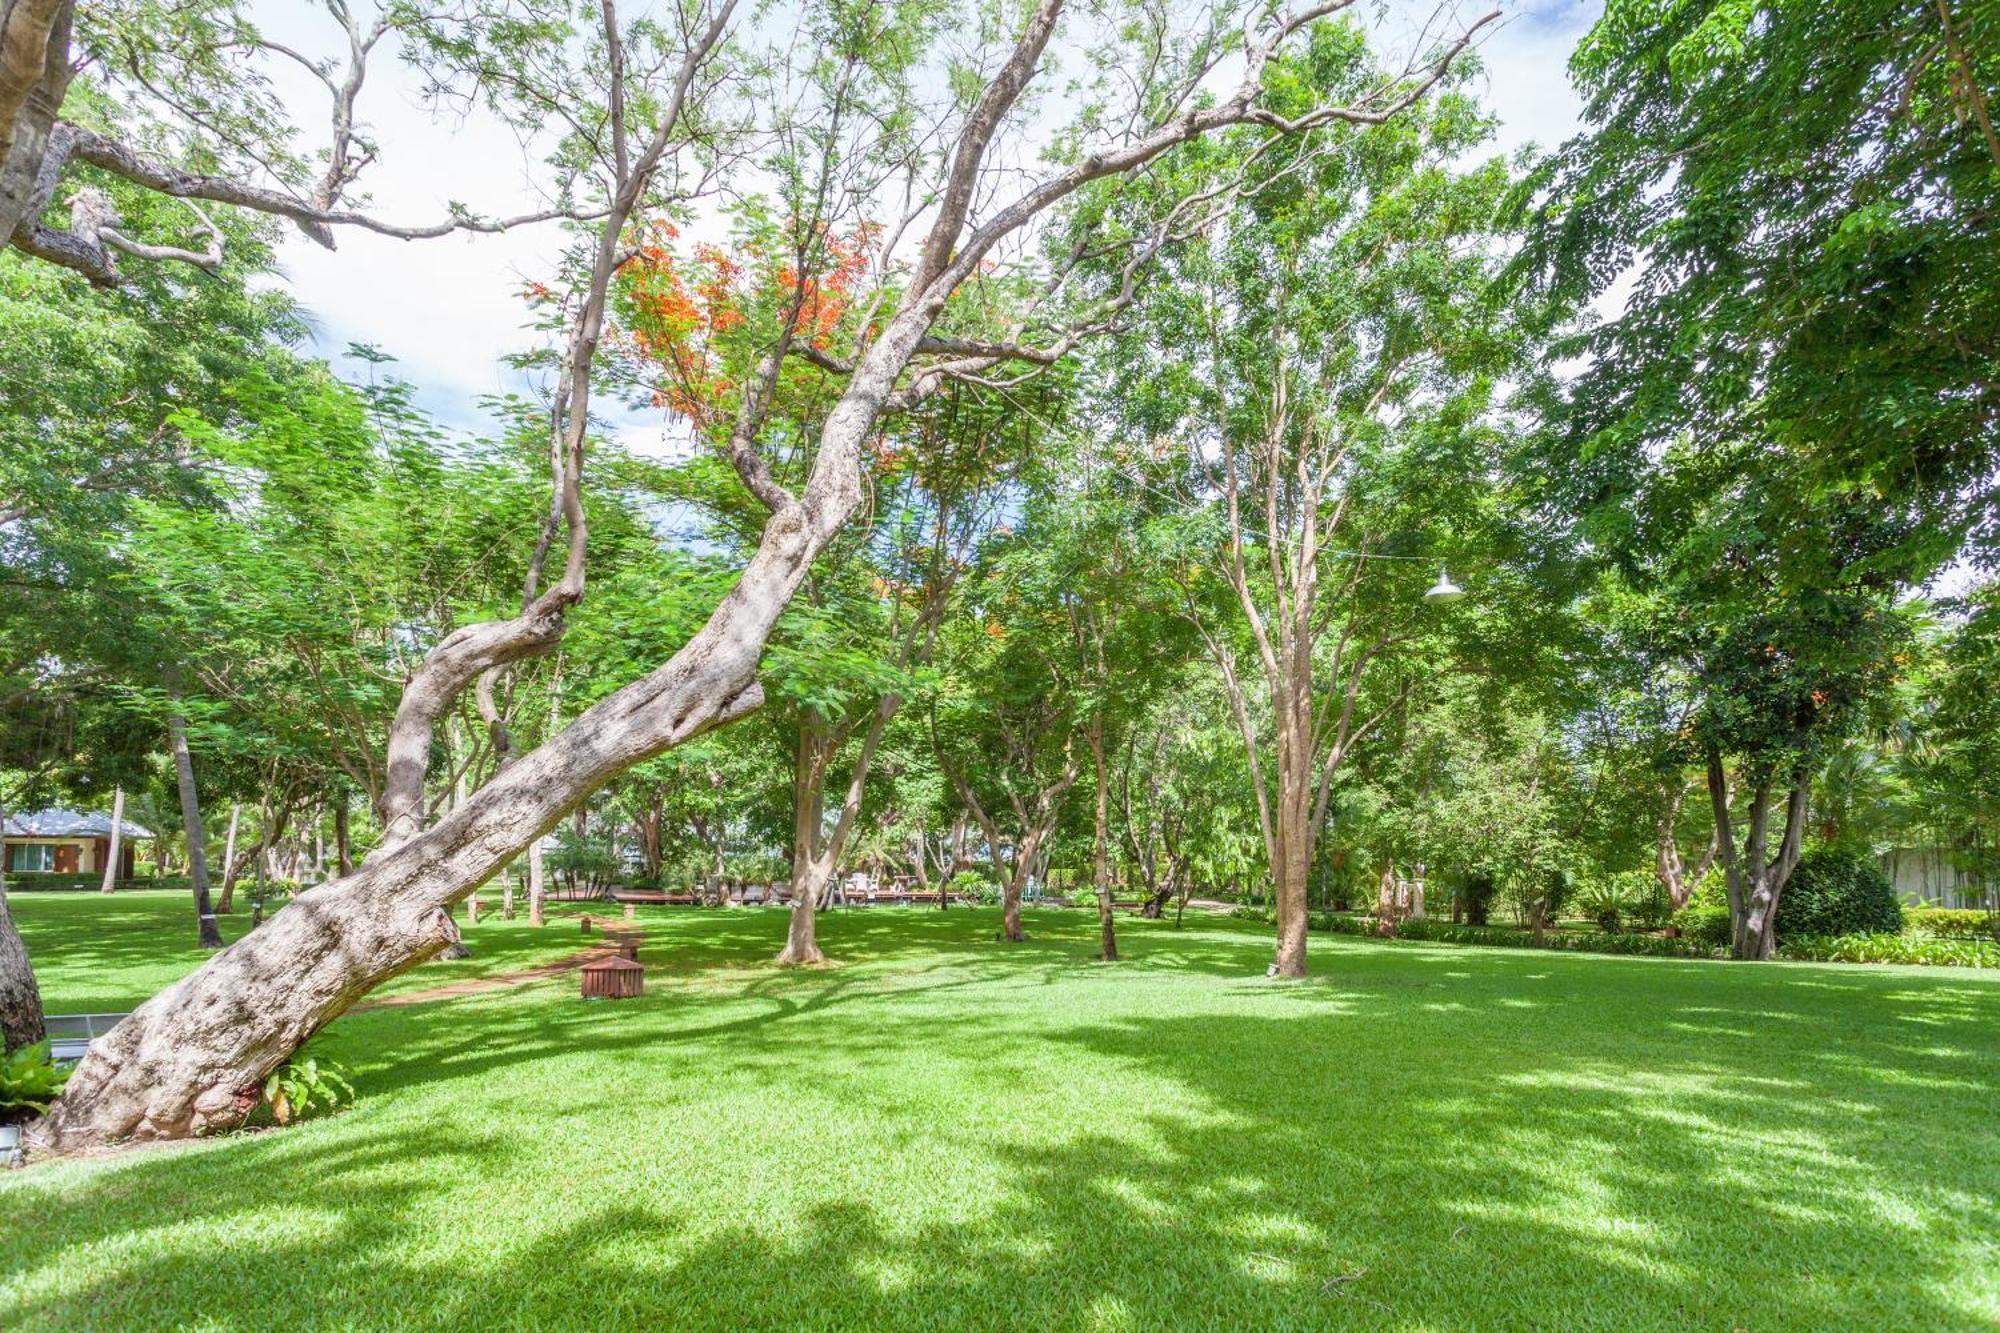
(621, 219), (877, 429)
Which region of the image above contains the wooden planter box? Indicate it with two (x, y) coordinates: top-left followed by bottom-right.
(580, 956), (644, 999)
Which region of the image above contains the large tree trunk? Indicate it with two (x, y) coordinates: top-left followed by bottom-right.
(0, 797), (47, 1053)
(777, 722), (831, 966)
(778, 859), (832, 966)
(166, 699), (222, 950)
(1000, 861), (1026, 942)
(1270, 723), (1314, 973)
(0, 0), (72, 244)
(97, 784), (123, 892)
(1708, 749), (1808, 961)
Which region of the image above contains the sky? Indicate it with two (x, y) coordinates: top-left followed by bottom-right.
(253, 1), (1605, 447)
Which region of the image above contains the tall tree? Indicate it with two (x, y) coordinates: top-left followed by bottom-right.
(1103, 55), (1531, 975)
(40, 0), (1493, 1150)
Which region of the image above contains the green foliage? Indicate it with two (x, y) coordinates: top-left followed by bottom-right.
(946, 869), (996, 905)
(1906, 908), (1999, 942)
(0, 1041), (72, 1122)
(1459, 869), (1498, 926)
(1576, 869), (1654, 933)
(1779, 933), (1998, 969)
(1673, 873), (1734, 947)
(1776, 847), (1903, 940)
(258, 1052), (355, 1127)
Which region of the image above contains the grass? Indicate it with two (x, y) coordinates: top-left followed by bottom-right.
(4, 892), (1998, 1330)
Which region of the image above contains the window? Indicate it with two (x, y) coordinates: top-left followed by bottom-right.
(6, 843), (54, 873)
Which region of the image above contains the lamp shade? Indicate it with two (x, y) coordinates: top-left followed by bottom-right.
(1423, 567), (1465, 603)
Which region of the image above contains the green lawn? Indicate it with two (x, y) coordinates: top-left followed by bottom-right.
(4, 892), (1997, 1330)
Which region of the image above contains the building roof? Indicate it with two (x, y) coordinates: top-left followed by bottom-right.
(2, 808), (155, 839)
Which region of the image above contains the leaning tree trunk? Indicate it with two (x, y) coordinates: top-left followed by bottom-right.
(21, 0), (1373, 1140)
(166, 700), (222, 950)
(32, 373), (882, 1146)
(0, 798), (47, 1053)
(97, 785), (124, 892)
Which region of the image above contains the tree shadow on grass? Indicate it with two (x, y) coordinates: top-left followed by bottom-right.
(7, 914), (1996, 1330)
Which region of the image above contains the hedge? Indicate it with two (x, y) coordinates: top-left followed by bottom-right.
(4, 873), (201, 893)
(1232, 903), (1993, 966)
(1906, 907), (1998, 940)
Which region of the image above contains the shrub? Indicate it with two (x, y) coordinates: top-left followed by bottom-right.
(1576, 870), (1653, 932)
(1459, 870), (1498, 926)
(1674, 903), (1733, 948)
(1776, 847), (1902, 939)
(0, 1041), (72, 1123)
(946, 869), (997, 905)
(259, 1053), (355, 1126)
(1780, 932), (1998, 968)
(1906, 907), (1998, 940)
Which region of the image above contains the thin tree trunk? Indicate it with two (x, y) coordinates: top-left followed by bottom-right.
(1090, 714), (1117, 962)
(527, 838), (546, 927)
(166, 695), (222, 949)
(334, 795), (353, 876)
(214, 802), (241, 912)
(97, 785), (124, 893)
(1373, 860), (1397, 939)
(777, 721), (830, 965)
(250, 832), (269, 927)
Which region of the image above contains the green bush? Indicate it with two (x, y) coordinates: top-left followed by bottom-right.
(1576, 870), (1654, 932)
(1459, 870), (1498, 926)
(257, 1052), (355, 1126)
(1906, 907), (1998, 940)
(946, 869), (997, 904)
(1675, 903), (1733, 948)
(0, 1040), (72, 1122)
(1776, 847), (1902, 939)
(1780, 932), (1998, 968)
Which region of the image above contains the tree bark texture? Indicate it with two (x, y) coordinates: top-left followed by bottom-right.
(0, 799), (46, 1052)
